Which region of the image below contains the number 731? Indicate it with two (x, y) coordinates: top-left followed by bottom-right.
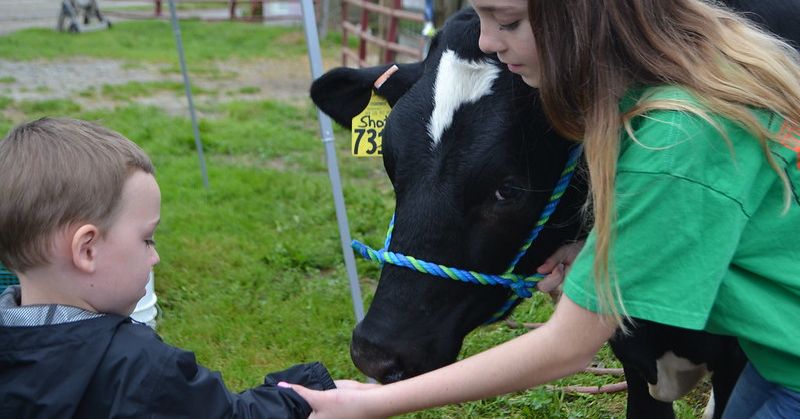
(353, 128), (382, 156)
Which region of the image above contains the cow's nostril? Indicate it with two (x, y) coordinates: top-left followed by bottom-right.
(351, 331), (409, 383)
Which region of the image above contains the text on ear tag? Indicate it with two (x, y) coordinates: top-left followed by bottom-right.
(351, 90), (391, 157)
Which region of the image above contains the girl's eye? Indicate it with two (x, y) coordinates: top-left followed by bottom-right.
(145, 239), (156, 248)
(499, 21), (520, 31)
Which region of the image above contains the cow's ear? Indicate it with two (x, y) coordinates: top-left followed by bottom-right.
(374, 62), (423, 105)
(310, 62), (423, 128)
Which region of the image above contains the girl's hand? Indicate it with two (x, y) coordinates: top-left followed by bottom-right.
(536, 240), (585, 296)
(279, 381), (384, 419)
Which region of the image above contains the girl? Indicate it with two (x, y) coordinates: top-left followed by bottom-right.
(282, 1), (800, 417)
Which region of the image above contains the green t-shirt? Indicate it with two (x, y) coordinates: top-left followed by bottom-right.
(563, 86), (800, 392)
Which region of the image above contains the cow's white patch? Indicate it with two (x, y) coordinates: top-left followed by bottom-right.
(702, 390), (716, 419)
(428, 50), (499, 146)
(648, 351), (708, 402)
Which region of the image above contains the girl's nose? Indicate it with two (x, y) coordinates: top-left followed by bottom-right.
(478, 25), (504, 54)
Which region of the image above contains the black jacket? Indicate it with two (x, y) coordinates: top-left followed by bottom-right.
(0, 311), (335, 418)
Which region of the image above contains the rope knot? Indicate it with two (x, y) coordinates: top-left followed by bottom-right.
(510, 280), (534, 298)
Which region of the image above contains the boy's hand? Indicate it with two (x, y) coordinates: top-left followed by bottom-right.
(278, 381), (384, 419)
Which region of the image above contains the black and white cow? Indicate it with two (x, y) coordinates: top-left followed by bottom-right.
(310, 3), (799, 417)
(313, 6), (588, 380)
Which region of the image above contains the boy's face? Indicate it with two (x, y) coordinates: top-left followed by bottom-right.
(88, 170), (161, 316)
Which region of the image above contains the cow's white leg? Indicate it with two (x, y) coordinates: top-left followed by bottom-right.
(702, 390), (716, 419)
(648, 351), (708, 401)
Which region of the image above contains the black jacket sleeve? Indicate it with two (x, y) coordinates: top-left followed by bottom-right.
(150, 348), (336, 419)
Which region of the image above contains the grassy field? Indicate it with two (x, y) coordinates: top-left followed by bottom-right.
(0, 20), (710, 418)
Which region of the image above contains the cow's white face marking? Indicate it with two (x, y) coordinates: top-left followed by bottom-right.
(428, 50), (500, 146)
(648, 351), (708, 402)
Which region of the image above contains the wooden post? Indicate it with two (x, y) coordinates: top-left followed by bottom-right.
(228, 0), (237, 19)
(250, 0), (263, 18)
(341, 0), (349, 66)
(358, 2), (369, 65)
(384, 0), (401, 62)
(340, 0), (425, 68)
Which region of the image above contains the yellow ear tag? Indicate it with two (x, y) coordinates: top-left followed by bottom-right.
(351, 65), (398, 157)
(351, 91), (390, 157)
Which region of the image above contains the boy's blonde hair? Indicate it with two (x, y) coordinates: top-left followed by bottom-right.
(0, 117), (154, 273)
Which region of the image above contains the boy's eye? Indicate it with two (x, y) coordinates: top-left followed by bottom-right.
(145, 239), (156, 248)
(498, 21), (520, 31)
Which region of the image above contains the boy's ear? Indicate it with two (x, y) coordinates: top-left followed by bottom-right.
(71, 224), (100, 273)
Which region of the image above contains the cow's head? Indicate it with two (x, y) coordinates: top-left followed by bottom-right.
(311, 8), (588, 383)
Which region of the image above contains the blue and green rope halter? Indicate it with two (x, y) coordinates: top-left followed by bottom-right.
(352, 145), (583, 323)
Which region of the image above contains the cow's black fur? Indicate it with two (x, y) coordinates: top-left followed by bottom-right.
(310, 2), (798, 417)
(313, 8), (587, 382)
(610, 320), (746, 418)
(723, 0), (800, 48)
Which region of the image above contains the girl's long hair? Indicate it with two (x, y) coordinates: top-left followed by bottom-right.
(528, 0), (800, 325)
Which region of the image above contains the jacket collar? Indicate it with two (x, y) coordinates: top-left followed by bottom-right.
(0, 286), (103, 327)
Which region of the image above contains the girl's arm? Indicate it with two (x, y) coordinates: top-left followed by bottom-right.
(284, 295), (617, 418)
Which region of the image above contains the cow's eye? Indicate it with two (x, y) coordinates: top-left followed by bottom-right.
(494, 183), (523, 201)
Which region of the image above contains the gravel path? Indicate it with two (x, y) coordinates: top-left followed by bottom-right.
(0, 56), (319, 121)
(1, 0), (320, 118)
(0, 58), (169, 101)
(1, 0), (71, 35)
(0, 0), (149, 35)
(1, 56), (317, 114)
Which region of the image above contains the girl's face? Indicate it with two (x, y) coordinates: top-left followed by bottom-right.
(471, 0), (540, 87)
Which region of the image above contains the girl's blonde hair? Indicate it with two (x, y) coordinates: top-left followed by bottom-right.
(528, 0), (800, 325)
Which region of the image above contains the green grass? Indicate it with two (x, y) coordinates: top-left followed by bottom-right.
(0, 21), (711, 418)
(98, 80), (206, 100)
(0, 19), (339, 63)
(15, 98), (82, 115)
(237, 86), (261, 94)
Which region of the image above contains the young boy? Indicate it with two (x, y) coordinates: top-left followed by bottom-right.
(0, 117), (334, 418)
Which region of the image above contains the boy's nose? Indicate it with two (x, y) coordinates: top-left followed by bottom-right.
(151, 249), (160, 266)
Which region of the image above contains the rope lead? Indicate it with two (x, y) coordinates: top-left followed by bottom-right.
(352, 145), (583, 323)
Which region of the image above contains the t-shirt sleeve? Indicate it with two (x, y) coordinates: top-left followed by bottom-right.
(563, 107), (752, 330)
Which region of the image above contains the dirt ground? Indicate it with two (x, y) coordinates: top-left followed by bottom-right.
(0, 0), (147, 35)
(0, 55), (321, 116)
(0, 0), (328, 117)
